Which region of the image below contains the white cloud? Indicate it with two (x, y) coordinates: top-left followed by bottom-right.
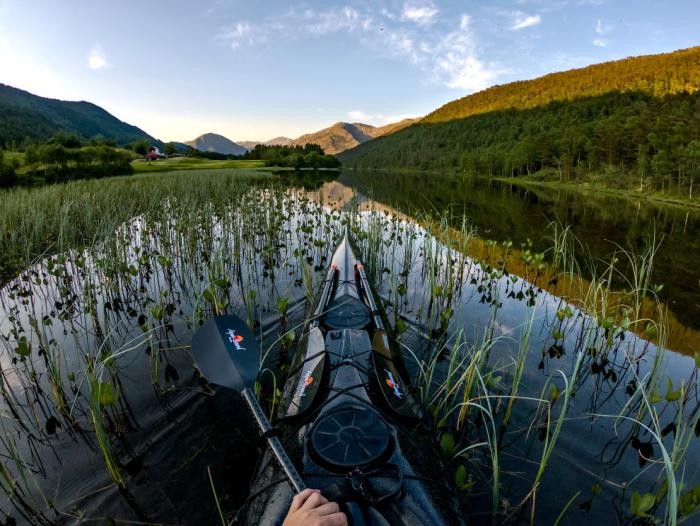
(429, 15), (504, 91)
(204, 0), (232, 17)
(594, 18), (613, 34)
(511, 13), (542, 30)
(384, 28), (419, 62)
(348, 110), (372, 121)
(593, 38), (607, 47)
(307, 6), (364, 35)
(88, 45), (108, 70)
(218, 22), (260, 48)
(218, 7), (371, 49)
(380, 8), (397, 20)
(442, 56), (497, 90)
(216, 6), (505, 92)
(400, 3), (438, 26)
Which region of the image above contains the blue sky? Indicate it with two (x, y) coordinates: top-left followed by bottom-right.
(0, 1), (698, 142)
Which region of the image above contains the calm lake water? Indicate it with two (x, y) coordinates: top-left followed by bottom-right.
(0, 170), (698, 525)
(341, 171), (700, 336)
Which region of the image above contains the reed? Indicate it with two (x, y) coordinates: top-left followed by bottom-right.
(0, 172), (696, 525)
(207, 466), (227, 526)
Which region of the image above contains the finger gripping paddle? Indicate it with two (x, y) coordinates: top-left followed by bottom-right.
(191, 314), (306, 493)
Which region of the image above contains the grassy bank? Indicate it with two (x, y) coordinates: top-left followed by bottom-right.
(496, 170), (700, 210)
(132, 157), (267, 173)
(0, 167), (275, 283)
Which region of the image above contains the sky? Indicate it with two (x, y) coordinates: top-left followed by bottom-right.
(0, 0), (699, 142)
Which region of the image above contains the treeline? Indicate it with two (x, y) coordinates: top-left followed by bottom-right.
(123, 140), (184, 156)
(243, 144), (341, 168)
(183, 147), (237, 160)
(0, 151), (17, 187)
(341, 90), (700, 198)
(1, 132), (133, 187)
(425, 46), (700, 123)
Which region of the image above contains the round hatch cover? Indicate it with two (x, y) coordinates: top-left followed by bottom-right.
(324, 296), (371, 330)
(310, 408), (390, 469)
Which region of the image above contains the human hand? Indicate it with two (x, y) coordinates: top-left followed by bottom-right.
(282, 488), (347, 526)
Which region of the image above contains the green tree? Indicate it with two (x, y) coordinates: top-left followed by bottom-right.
(651, 150), (673, 191)
(24, 144), (38, 166)
(685, 140), (700, 199)
(50, 132), (82, 149)
(0, 151), (17, 187)
(127, 140), (150, 155)
(636, 146), (650, 191)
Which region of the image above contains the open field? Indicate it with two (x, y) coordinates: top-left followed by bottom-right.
(131, 157), (267, 172)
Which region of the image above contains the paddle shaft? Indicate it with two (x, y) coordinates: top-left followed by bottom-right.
(241, 387), (307, 493)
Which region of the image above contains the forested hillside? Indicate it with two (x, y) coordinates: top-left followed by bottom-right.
(341, 48), (700, 199)
(0, 84), (156, 147)
(424, 46), (700, 123)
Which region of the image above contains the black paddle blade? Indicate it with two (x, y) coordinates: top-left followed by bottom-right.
(191, 314), (259, 391)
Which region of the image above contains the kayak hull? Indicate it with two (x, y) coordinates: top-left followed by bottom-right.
(241, 231), (466, 525)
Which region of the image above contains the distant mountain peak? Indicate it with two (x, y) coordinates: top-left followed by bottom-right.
(267, 136), (293, 145)
(184, 133), (246, 155)
(287, 119), (417, 155)
(237, 137), (293, 151)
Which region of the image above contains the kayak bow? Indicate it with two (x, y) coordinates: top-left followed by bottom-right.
(242, 230), (466, 525)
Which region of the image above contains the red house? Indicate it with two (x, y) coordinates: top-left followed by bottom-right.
(145, 146), (165, 160)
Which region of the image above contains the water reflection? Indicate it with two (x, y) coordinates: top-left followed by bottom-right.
(340, 170), (700, 334)
(0, 175), (698, 525)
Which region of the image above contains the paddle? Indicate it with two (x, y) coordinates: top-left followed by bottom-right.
(191, 313), (306, 493)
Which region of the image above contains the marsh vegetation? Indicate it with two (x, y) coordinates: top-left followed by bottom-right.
(0, 169), (698, 525)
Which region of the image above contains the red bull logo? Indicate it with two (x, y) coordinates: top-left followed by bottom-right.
(384, 369), (403, 399)
(298, 370), (314, 397)
(225, 329), (246, 351)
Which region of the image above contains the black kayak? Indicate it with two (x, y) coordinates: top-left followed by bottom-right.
(240, 231), (467, 525)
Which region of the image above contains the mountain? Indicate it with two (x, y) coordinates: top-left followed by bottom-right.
(168, 141), (191, 152)
(424, 46), (700, 124)
(339, 47), (700, 185)
(184, 133), (247, 155)
(267, 136), (293, 146)
(373, 119), (419, 136)
(238, 141), (263, 151)
(237, 137), (293, 151)
(288, 119), (417, 155)
(0, 83), (156, 146)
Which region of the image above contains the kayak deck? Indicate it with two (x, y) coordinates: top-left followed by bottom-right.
(242, 231), (465, 525)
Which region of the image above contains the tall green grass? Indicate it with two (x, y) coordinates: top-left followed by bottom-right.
(0, 172), (697, 525)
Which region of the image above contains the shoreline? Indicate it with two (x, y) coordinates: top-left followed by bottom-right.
(494, 175), (700, 211)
